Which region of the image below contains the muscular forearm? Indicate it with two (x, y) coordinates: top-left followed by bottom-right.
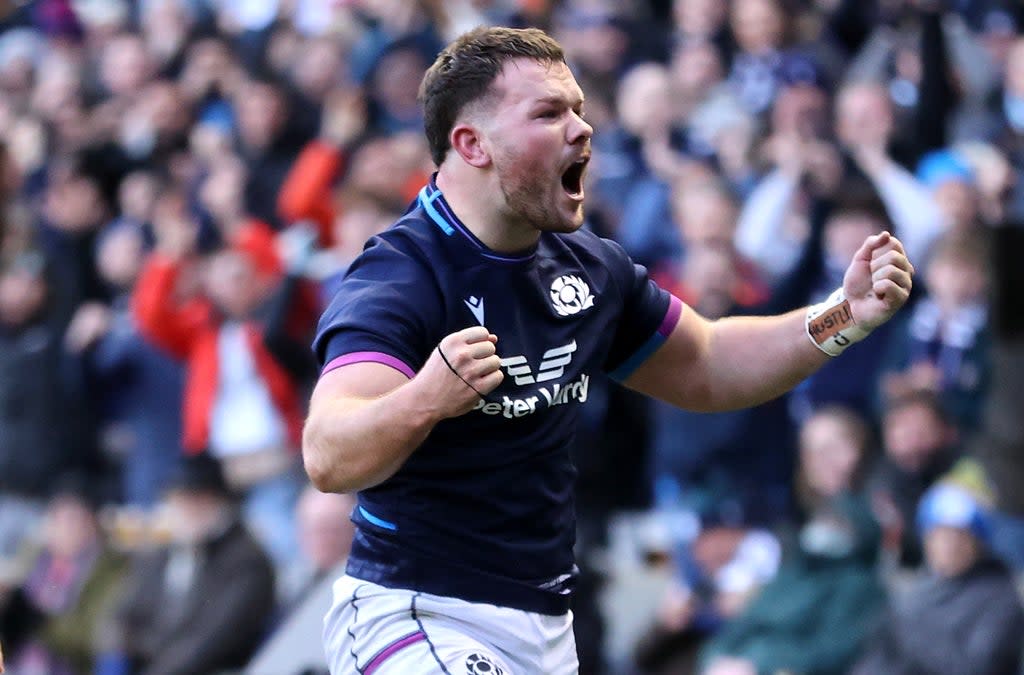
(699, 309), (828, 411)
(303, 379), (442, 493)
(633, 233), (912, 415)
(303, 329), (512, 493)
(628, 305), (831, 413)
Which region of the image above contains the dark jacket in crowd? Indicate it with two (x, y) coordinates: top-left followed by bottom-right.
(113, 517), (275, 675)
(852, 557), (1024, 675)
(0, 271), (94, 498)
(85, 297), (185, 508)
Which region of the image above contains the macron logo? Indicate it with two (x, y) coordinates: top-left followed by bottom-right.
(464, 296), (485, 325)
(500, 340), (577, 385)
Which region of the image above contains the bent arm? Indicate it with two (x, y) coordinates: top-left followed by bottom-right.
(131, 255), (204, 360)
(277, 140), (344, 242)
(735, 169), (803, 281)
(862, 156), (944, 264)
(623, 303), (827, 413)
(626, 232), (913, 412)
(303, 362), (440, 493)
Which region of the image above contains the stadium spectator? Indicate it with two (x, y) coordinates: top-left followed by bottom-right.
(652, 406), (870, 675)
(635, 526), (781, 675)
(276, 88), (428, 249)
(0, 476), (126, 675)
(955, 36), (1024, 220)
(727, 0), (812, 116)
(867, 391), (960, 567)
(105, 453), (275, 675)
(590, 61), (679, 266)
(232, 71), (308, 229)
(65, 220), (185, 509)
(0, 249), (95, 565)
(132, 188), (306, 570)
(881, 231), (991, 430)
(794, 405), (873, 517)
(835, 80), (948, 266)
(735, 79), (841, 286)
(649, 244), (792, 526)
(282, 485), (355, 604)
(244, 485), (356, 674)
(699, 493), (885, 675)
(671, 0), (731, 57)
(852, 481), (1024, 675)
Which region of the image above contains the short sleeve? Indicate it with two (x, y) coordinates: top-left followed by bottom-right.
(599, 238), (683, 381)
(312, 236), (441, 379)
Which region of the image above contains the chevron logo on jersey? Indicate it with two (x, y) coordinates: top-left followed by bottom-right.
(499, 340), (577, 385)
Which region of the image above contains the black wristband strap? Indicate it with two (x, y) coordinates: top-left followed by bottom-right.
(436, 344), (489, 400)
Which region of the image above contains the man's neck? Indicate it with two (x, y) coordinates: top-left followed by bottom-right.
(435, 166), (540, 254)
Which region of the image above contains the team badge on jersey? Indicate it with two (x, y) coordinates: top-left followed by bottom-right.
(465, 652), (504, 674)
(550, 274), (595, 316)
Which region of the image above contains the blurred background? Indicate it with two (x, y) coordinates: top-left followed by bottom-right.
(1, 0), (1024, 673)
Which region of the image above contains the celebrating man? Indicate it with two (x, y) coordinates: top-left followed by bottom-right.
(304, 26), (914, 674)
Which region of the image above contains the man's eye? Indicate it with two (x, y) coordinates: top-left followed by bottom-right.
(537, 110), (559, 119)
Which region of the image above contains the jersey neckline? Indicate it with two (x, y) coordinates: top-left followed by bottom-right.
(418, 175), (539, 264)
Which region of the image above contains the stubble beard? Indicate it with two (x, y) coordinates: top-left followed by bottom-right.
(495, 150), (582, 234)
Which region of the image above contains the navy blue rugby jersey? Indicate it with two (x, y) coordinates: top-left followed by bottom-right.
(313, 177), (683, 615)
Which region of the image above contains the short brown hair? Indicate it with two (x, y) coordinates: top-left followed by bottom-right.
(418, 26), (565, 166)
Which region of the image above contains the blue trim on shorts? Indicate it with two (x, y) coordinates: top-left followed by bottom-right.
(412, 593), (452, 675)
(359, 506), (398, 531)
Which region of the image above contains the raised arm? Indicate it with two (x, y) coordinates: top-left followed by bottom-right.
(625, 232), (914, 411)
(303, 327), (504, 493)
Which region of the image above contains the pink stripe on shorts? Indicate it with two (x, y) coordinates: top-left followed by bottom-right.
(363, 631), (427, 674)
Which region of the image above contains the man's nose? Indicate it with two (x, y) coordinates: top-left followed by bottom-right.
(567, 111), (593, 144)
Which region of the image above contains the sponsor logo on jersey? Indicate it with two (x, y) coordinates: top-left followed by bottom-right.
(473, 371), (590, 419)
(499, 340), (577, 385)
(464, 295), (485, 325)
(476, 339), (589, 419)
(550, 274), (595, 316)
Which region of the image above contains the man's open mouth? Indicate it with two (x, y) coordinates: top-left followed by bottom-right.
(561, 157), (589, 199)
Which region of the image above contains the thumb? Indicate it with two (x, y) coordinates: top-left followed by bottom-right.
(852, 231), (890, 264)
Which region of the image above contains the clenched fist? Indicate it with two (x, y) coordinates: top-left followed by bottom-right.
(415, 326), (504, 419)
(844, 231), (914, 331)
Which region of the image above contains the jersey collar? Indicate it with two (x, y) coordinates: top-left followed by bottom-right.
(417, 175), (538, 263)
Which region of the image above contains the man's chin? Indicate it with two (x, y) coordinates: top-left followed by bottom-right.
(550, 204), (585, 233)
(517, 200), (584, 234)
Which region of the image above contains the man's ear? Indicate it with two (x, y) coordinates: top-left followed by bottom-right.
(450, 121), (492, 169)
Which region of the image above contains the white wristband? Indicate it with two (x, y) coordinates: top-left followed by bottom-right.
(805, 288), (871, 357)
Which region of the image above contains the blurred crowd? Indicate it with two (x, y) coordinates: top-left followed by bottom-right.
(1, 0), (1024, 673)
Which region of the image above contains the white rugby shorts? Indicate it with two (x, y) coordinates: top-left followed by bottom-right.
(323, 575), (579, 674)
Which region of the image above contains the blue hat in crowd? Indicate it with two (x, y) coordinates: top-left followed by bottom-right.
(917, 482), (992, 545)
(198, 101), (236, 135)
(917, 149), (975, 189)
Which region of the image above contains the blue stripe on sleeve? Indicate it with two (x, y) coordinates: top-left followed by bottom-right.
(608, 295), (683, 382)
(359, 506), (398, 531)
(608, 331), (669, 382)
